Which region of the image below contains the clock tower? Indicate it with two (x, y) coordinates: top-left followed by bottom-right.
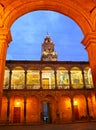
(41, 35), (58, 61)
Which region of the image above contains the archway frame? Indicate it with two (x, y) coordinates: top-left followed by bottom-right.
(0, 0), (96, 118)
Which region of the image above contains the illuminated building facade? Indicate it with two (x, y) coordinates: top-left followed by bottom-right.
(0, 35), (95, 124)
(1, 0), (96, 125)
(1, 60), (95, 124)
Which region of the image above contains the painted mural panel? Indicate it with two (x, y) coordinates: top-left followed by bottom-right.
(4, 69), (9, 89)
(11, 69), (24, 89)
(27, 70), (40, 89)
(57, 69), (69, 89)
(71, 67), (83, 89)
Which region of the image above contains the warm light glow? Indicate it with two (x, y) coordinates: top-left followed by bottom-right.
(15, 100), (21, 106)
(74, 100), (78, 106)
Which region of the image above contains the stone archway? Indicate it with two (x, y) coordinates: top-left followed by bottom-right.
(0, 0), (96, 119)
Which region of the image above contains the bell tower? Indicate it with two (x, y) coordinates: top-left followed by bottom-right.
(41, 34), (58, 61)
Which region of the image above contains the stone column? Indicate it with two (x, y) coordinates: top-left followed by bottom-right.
(82, 32), (96, 93)
(85, 96), (90, 121)
(54, 70), (57, 89)
(7, 97), (10, 123)
(40, 70), (42, 89)
(24, 70), (27, 89)
(68, 70), (72, 89)
(24, 98), (26, 124)
(82, 70), (86, 89)
(56, 100), (59, 123)
(9, 70), (12, 89)
(71, 98), (75, 122)
(0, 29), (11, 119)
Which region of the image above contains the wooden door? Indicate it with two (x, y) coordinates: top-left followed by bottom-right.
(13, 107), (21, 123)
(74, 105), (79, 120)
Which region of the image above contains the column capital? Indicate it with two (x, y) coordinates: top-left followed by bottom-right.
(0, 28), (12, 44)
(82, 32), (96, 49)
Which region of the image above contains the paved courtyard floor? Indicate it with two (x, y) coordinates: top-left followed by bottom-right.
(0, 122), (96, 130)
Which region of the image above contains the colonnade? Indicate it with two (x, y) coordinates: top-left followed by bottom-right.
(1, 92), (96, 124)
(4, 64), (93, 90)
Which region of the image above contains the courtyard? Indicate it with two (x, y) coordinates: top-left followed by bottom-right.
(0, 122), (96, 130)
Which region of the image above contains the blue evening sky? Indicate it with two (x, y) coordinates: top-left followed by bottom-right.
(6, 11), (88, 61)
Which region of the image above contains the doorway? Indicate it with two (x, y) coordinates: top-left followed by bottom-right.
(13, 107), (21, 123)
(74, 105), (79, 120)
(42, 102), (52, 124)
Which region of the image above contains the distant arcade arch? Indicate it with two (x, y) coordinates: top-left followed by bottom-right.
(0, 0), (96, 118)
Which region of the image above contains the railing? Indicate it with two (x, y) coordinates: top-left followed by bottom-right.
(26, 84), (40, 89)
(3, 83), (94, 90)
(57, 84), (70, 89)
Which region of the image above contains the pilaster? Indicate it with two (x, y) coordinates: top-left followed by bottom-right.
(54, 70), (57, 89)
(82, 32), (96, 93)
(40, 70), (42, 89)
(0, 28), (12, 119)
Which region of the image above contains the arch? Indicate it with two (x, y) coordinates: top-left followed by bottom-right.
(70, 67), (83, 89)
(42, 67), (55, 89)
(10, 96), (24, 123)
(73, 94), (87, 120)
(42, 95), (56, 123)
(27, 69), (40, 89)
(3, 67), (10, 89)
(26, 96), (40, 123)
(3, 0), (92, 36)
(57, 67), (69, 89)
(71, 67), (81, 71)
(58, 95), (72, 121)
(84, 67), (94, 88)
(57, 67), (67, 70)
(11, 66), (25, 89)
(12, 66), (24, 71)
(42, 66), (54, 70)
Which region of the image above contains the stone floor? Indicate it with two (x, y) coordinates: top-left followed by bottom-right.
(0, 122), (96, 130)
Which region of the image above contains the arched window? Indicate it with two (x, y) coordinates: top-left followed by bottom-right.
(42, 67), (55, 89)
(11, 66), (25, 89)
(3, 67), (10, 89)
(57, 67), (69, 89)
(71, 67), (83, 89)
(27, 69), (40, 89)
(84, 67), (93, 88)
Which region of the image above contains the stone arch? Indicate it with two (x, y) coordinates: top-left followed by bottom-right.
(1, 0), (96, 119)
(3, 0), (92, 35)
(10, 96), (24, 123)
(42, 95), (56, 123)
(73, 94), (87, 120)
(26, 96), (40, 123)
(58, 95), (72, 122)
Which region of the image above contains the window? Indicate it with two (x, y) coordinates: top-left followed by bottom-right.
(11, 66), (25, 89)
(84, 67), (93, 88)
(71, 67), (83, 89)
(57, 67), (69, 89)
(27, 70), (40, 89)
(4, 67), (9, 89)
